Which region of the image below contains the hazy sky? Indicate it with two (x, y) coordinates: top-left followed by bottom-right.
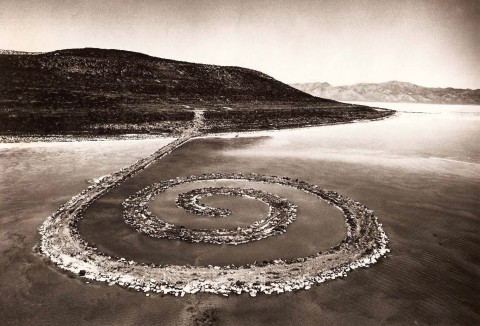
(1, 0), (479, 88)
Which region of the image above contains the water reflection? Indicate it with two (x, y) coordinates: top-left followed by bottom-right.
(224, 103), (480, 178)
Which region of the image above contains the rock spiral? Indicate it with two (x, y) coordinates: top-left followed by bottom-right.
(123, 180), (297, 245)
(38, 111), (390, 297)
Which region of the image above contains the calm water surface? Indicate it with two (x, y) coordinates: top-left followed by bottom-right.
(225, 102), (480, 176)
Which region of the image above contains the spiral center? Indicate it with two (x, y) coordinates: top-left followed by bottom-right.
(122, 175), (298, 245)
(176, 187), (241, 218)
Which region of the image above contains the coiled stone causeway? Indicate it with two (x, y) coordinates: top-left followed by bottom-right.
(38, 114), (389, 297)
(122, 178), (297, 245)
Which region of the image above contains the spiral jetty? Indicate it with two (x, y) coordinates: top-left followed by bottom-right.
(39, 111), (389, 297)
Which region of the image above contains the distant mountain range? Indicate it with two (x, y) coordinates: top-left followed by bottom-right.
(290, 81), (480, 105)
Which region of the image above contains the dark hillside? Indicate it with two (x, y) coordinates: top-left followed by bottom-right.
(0, 48), (392, 136)
(0, 48), (317, 105)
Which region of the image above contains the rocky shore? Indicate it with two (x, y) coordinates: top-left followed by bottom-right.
(38, 110), (389, 297)
(0, 133), (169, 144)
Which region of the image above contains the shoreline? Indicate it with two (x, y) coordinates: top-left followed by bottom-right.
(200, 109), (397, 139)
(1, 108), (396, 144)
(0, 132), (170, 144)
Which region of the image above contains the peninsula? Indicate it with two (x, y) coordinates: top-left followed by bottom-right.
(0, 48), (393, 140)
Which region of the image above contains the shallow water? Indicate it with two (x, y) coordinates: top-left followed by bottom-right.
(1, 103), (479, 325)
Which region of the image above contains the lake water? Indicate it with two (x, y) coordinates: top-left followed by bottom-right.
(224, 102), (480, 176)
(1, 102), (479, 325)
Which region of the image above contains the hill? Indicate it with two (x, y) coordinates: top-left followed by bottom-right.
(0, 48), (392, 136)
(290, 81), (480, 105)
(1, 47), (316, 105)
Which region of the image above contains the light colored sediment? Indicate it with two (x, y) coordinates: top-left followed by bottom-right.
(39, 110), (389, 297)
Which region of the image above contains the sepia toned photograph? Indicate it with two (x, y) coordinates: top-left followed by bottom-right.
(0, 1), (479, 325)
